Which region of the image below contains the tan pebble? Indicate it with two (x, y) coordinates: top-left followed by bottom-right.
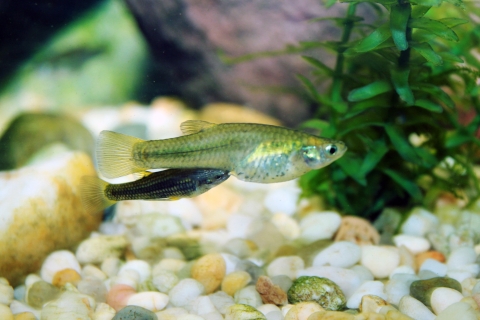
(221, 271), (252, 296)
(191, 253), (225, 294)
(385, 310), (414, 320)
(285, 302), (324, 320)
(360, 295), (389, 314)
(52, 268), (81, 287)
(14, 313), (37, 320)
(334, 216), (380, 245)
(415, 251), (445, 270)
(255, 275), (288, 305)
(308, 310), (356, 319)
(106, 284), (136, 311)
(0, 304), (13, 320)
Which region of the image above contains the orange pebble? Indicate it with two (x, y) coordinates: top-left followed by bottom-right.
(416, 251), (446, 270)
(52, 268), (82, 287)
(106, 284), (136, 311)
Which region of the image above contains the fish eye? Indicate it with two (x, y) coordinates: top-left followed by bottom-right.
(326, 144), (338, 156)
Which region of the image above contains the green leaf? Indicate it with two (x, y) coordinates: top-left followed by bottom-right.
(390, 4), (411, 51)
(414, 99), (443, 112)
(438, 17), (469, 28)
(411, 0), (441, 6)
(437, 52), (464, 63)
(409, 18), (459, 42)
(325, 0), (338, 8)
(348, 80), (393, 101)
(414, 147), (437, 168)
(340, 0), (397, 4)
(353, 23), (392, 52)
(300, 119), (331, 131)
(336, 156), (367, 186)
(391, 68), (415, 105)
(411, 6), (431, 18)
(296, 74), (323, 104)
(445, 131), (474, 148)
(385, 125), (421, 164)
(302, 56), (334, 76)
(410, 42), (443, 66)
(443, 0), (465, 10)
(359, 139), (389, 176)
(410, 83), (455, 108)
(383, 169), (423, 201)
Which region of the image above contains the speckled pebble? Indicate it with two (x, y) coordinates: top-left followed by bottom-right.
(191, 253), (226, 294)
(284, 301), (324, 320)
(225, 304), (266, 320)
(222, 271), (252, 296)
(76, 235), (127, 264)
(40, 250), (81, 283)
(26, 280), (61, 308)
(267, 256), (304, 280)
(52, 268), (82, 287)
(126, 291), (169, 312)
(312, 241), (361, 269)
(255, 276), (288, 306)
(287, 276), (346, 311)
(112, 305), (157, 320)
(169, 278), (205, 307)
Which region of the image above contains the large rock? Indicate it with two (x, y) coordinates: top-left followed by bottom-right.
(0, 151), (101, 285)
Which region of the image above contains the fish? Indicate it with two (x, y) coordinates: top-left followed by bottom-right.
(80, 168), (230, 214)
(96, 120), (347, 183)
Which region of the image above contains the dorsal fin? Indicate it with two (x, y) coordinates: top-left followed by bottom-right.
(180, 120), (217, 135)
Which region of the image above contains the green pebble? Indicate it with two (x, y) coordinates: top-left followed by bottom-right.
(27, 280), (61, 308)
(112, 306), (157, 320)
(410, 277), (462, 308)
(287, 276), (346, 311)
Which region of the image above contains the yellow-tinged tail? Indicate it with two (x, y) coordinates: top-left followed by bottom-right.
(96, 130), (146, 178)
(80, 176), (116, 214)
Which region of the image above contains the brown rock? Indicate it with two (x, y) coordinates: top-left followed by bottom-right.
(256, 275), (288, 305)
(52, 268), (82, 287)
(334, 216), (380, 245)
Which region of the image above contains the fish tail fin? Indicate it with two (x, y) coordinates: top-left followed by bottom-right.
(80, 176), (116, 214)
(96, 130), (146, 178)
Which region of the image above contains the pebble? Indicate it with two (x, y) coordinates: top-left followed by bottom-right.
(101, 257), (123, 278)
(169, 278), (205, 307)
(223, 238), (255, 259)
(360, 246), (400, 279)
(0, 281), (14, 305)
(271, 213), (301, 240)
(234, 285), (263, 308)
(191, 253), (226, 294)
(415, 251), (445, 269)
(76, 235), (128, 264)
(118, 260), (151, 283)
(419, 259), (448, 277)
(350, 265), (374, 283)
(40, 250), (81, 283)
(209, 291), (235, 314)
(111, 269), (140, 289)
(447, 246), (477, 269)
(188, 295), (217, 315)
(221, 253), (242, 275)
(106, 284), (136, 311)
(52, 268), (82, 287)
(299, 266), (362, 299)
(155, 307), (188, 320)
(360, 295), (389, 313)
(385, 274), (418, 305)
(112, 305), (157, 320)
(284, 301), (324, 320)
(82, 264), (108, 281)
(256, 276), (288, 305)
(152, 269), (179, 293)
(153, 258), (187, 274)
(400, 207), (439, 236)
(436, 301), (479, 320)
(312, 241), (361, 268)
(13, 312), (36, 320)
(40, 291), (95, 320)
(334, 216), (380, 245)
(346, 281), (387, 309)
(263, 183), (301, 216)
(126, 291), (169, 312)
(222, 271), (252, 296)
(307, 310), (355, 319)
(77, 277), (108, 303)
(409, 277), (462, 308)
(299, 212), (342, 244)
(93, 302), (116, 320)
(26, 280), (61, 308)
(398, 295), (435, 320)
(393, 235), (431, 255)
(267, 256), (304, 280)
(287, 276), (346, 311)
(430, 287), (464, 314)
(0, 304), (13, 320)
(398, 246), (415, 270)
(225, 304), (266, 320)
(389, 266), (415, 279)
(235, 260), (265, 283)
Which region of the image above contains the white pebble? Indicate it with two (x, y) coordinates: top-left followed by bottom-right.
(111, 269), (139, 289)
(263, 183), (301, 216)
(155, 307), (189, 319)
(221, 253), (241, 275)
(82, 264), (108, 281)
(350, 265), (374, 283)
(436, 301), (478, 320)
(447, 246), (477, 270)
(312, 241), (361, 268)
(0, 304), (13, 320)
(0, 282), (14, 305)
(267, 256), (304, 280)
(134, 213), (185, 238)
(420, 259), (447, 277)
(360, 245), (400, 279)
(281, 304), (294, 317)
(265, 310), (283, 320)
(393, 234), (430, 255)
(202, 311), (224, 320)
(9, 300), (40, 317)
(75, 235), (127, 264)
(271, 213), (300, 240)
(297, 266), (362, 298)
(40, 250), (81, 283)
(389, 265), (415, 279)
(347, 281), (387, 309)
(25, 274), (42, 288)
(127, 291), (169, 311)
(118, 260), (151, 283)
(430, 287), (464, 315)
(152, 269), (179, 293)
(177, 314), (205, 320)
(94, 302), (116, 320)
(234, 285), (263, 308)
(153, 258), (187, 274)
(41, 292), (95, 320)
(299, 212), (342, 243)
(398, 295), (435, 320)
(188, 295), (217, 315)
(208, 291), (235, 314)
(162, 247), (185, 260)
(257, 304), (281, 316)
(101, 257), (122, 278)
(227, 214), (256, 239)
(169, 279), (205, 307)
(385, 274), (419, 305)
(400, 207), (438, 236)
